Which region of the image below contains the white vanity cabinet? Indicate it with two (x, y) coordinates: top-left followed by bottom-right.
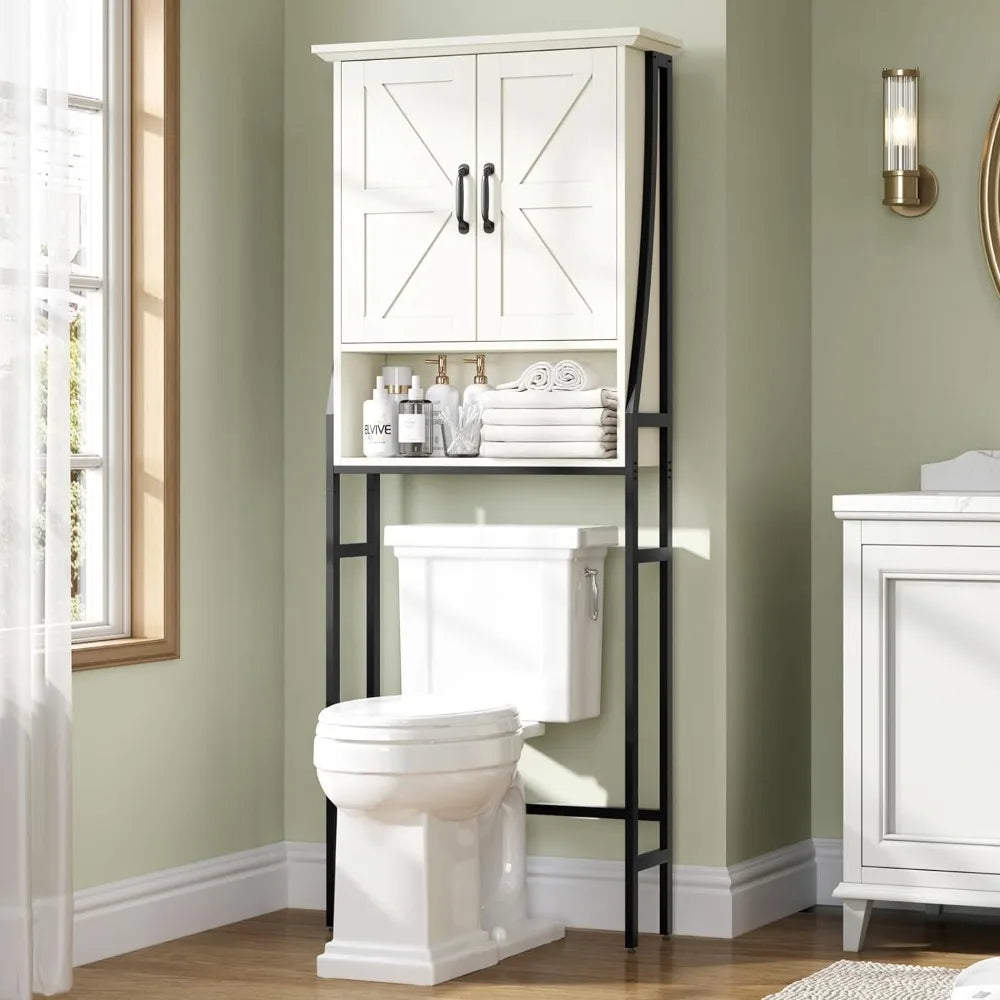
(834, 493), (1000, 951)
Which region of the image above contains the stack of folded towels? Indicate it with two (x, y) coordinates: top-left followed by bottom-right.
(479, 360), (617, 460)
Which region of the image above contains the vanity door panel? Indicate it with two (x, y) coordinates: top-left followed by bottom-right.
(476, 48), (617, 342)
(340, 56), (476, 343)
(861, 543), (1000, 875)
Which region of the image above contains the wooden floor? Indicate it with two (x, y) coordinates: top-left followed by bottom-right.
(68, 907), (1000, 999)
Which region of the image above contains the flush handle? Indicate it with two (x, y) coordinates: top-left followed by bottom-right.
(585, 568), (600, 621)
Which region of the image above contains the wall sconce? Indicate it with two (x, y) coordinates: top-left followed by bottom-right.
(882, 68), (938, 217)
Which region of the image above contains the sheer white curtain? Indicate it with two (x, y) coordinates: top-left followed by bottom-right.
(0, 0), (74, 996)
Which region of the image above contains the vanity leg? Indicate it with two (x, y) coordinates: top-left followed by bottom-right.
(842, 898), (872, 952)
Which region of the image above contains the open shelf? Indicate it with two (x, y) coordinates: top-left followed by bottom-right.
(333, 456), (625, 475)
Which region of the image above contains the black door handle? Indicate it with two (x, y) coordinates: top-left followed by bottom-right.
(481, 163), (495, 233)
(455, 164), (470, 234)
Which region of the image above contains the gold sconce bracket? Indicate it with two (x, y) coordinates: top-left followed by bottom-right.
(887, 164), (939, 217)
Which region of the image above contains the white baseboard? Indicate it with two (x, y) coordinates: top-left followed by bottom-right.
(73, 844), (287, 967)
(74, 837), (841, 966)
(814, 837), (843, 907)
(287, 838), (817, 939)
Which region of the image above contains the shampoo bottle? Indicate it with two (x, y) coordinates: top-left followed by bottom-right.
(462, 354), (494, 406)
(362, 376), (397, 458)
(397, 376), (433, 458)
(424, 355), (460, 457)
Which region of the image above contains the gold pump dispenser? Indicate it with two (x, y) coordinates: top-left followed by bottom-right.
(464, 354), (488, 384)
(424, 354), (450, 385)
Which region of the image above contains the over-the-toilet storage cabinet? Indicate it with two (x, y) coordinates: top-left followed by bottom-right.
(834, 494), (1000, 951)
(313, 28), (680, 467)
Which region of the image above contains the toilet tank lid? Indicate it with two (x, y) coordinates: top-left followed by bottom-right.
(384, 524), (618, 550)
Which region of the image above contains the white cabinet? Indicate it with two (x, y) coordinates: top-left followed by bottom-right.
(834, 493), (1000, 951)
(337, 44), (617, 345)
(315, 27), (680, 465)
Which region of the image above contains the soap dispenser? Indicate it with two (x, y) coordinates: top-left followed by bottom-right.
(424, 355), (460, 457)
(397, 376), (433, 458)
(362, 375), (397, 458)
(462, 354), (494, 406)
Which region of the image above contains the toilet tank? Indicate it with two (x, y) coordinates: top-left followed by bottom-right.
(384, 524), (617, 723)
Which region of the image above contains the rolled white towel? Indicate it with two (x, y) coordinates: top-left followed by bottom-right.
(552, 359), (600, 391)
(482, 407), (617, 427)
(480, 441), (616, 459)
(481, 388), (618, 410)
(481, 424), (617, 443)
(497, 361), (553, 391)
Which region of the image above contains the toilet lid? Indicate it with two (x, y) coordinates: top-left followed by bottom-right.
(316, 694), (520, 744)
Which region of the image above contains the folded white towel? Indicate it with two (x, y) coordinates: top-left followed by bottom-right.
(480, 441), (616, 459)
(481, 388), (618, 410)
(552, 359), (600, 391)
(482, 424), (617, 443)
(497, 361), (553, 391)
(482, 407), (617, 427)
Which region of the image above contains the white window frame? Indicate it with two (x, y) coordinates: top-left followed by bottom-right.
(71, 0), (130, 643)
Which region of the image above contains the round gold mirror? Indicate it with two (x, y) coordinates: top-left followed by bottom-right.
(981, 95), (1000, 299)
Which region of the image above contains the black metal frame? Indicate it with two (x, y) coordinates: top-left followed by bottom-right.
(324, 50), (672, 952)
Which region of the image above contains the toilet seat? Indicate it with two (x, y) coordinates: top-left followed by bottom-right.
(317, 694), (519, 742)
(314, 695), (522, 775)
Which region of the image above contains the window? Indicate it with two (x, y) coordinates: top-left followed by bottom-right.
(72, 0), (178, 670)
(69, 0), (130, 642)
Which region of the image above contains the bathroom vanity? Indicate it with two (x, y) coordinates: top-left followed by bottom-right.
(834, 492), (1000, 950)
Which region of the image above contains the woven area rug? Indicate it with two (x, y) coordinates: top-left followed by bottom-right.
(764, 960), (958, 999)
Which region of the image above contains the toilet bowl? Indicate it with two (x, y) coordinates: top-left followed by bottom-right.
(314, 523), (616, 985)
(314, 694), (562, 985)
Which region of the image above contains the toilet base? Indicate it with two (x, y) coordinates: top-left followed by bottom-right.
(317, 932), (499, 986)
(493, 917), (565, 961)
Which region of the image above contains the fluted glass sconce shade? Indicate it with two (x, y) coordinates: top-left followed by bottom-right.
(882, 68), (937, 216)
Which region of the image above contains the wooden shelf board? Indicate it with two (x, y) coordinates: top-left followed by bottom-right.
(338, 340), (620, 355)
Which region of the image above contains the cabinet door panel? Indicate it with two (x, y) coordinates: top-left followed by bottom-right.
(862, 544), (1000, 874)
(341, 56), (476, 343)
(477, 49), (616, 342)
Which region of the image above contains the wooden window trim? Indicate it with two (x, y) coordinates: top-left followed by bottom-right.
(74, 0), (179, 670)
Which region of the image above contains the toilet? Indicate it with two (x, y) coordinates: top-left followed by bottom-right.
(313, 523), (617, 986)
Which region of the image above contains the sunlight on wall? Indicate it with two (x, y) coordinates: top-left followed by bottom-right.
(519, 743), (610, 806)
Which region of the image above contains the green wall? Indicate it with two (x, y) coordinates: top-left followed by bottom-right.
(72, 0), (286, 890)
(811, 0), (1000, 837)
(725, 0), (812, 863)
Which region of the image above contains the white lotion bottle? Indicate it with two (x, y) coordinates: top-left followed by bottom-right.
(424, 355), (460, 457)
(462, 354), (494, 406)
(362, 376), (397, 458)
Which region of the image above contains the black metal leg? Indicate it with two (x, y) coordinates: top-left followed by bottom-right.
(366, 475), (381, 699)
(658, 55), (674, 938)
(624, 414), (640, 952)
(325, 406), (341, 930)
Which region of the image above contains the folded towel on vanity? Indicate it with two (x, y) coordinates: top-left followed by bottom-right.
(481, 424), (617, 444)
(552, 359), (600, 391)
(482, 407), (617, 427)
(480, 441), (616, 460)
(497, 361), (553, 391)
(481, 388), (618, 410)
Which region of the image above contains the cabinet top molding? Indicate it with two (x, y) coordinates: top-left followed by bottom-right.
(312, 26), (681, 63)
(834, 492), (1000, 520)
